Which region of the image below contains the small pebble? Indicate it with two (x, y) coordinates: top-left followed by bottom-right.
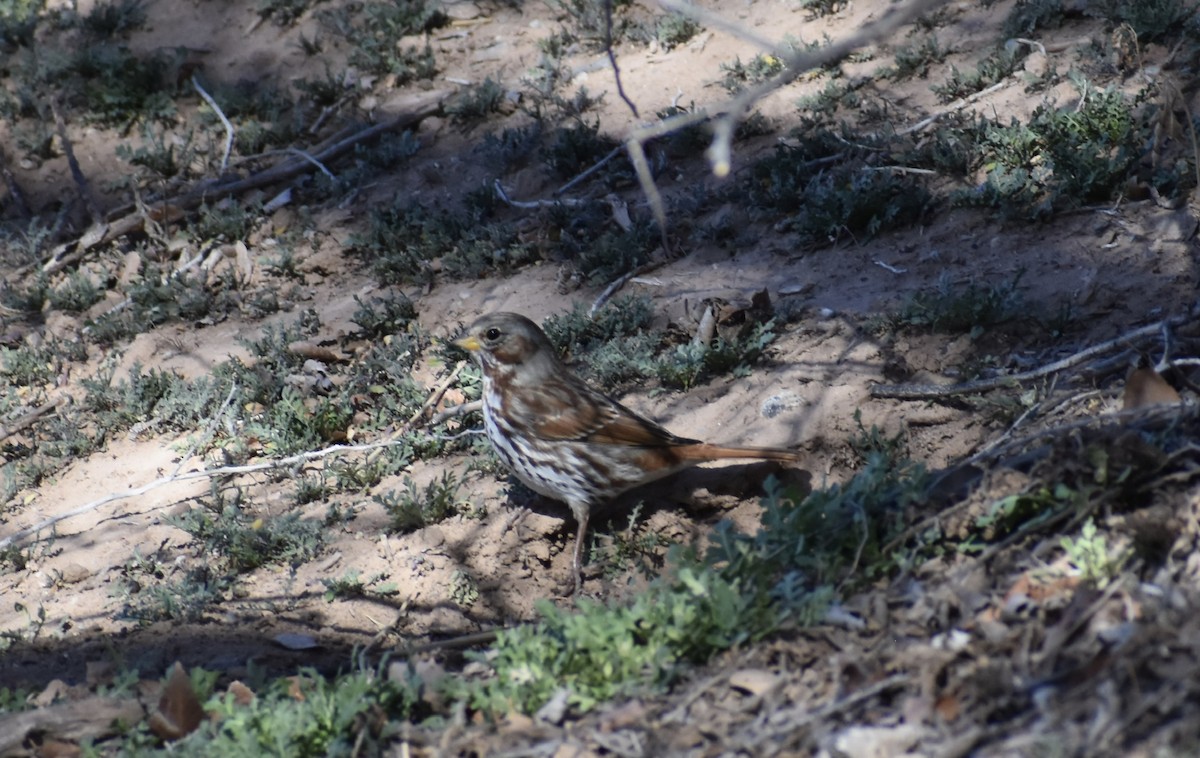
(761, 393), (805, 419)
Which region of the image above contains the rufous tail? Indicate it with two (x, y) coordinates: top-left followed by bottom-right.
(677, 442), (804, 464)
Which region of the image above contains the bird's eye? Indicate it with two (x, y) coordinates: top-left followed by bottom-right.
(485, 327), (501, 341)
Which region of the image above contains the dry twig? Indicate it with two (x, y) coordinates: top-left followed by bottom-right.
(363, 360), (467, 468)
(603, 0), (639, 119)
(0, 396), (66, 444)
(630, 0), (950, 240)
(0, 361), (468, 552)
(871, 305), (1200, 400)
(590, 260), (666, 316)
(23, 90), (447, 279)
(192, 75), (234, 173)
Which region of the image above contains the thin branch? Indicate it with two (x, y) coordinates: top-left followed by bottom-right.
(396, 628), (503, 656)
(192, 75), (234, 173)
(495, 179), (586, 209)
(655, 0), (778, 53)
(628, 0), (950, 241)
(897, 79), (1010, 136)
(429, 399), (481, 427)
(363, 361), (467, 468)
(969, 403), (1196, 473)
(0, 441), (401, 552)
(746, 673), (911, 749)
(410, 361), (466, 428)
(604, 0), (639, 119)
(625, 136), (671, 252)
(286, 147), (336, 180)
(0, 397), (65, 444)
(170, 89), (445, 208)
(0, 360), (468, 552)
(966, 388), (1047, 462)
(703, 0), (949, 176)
(863, 165), (937, 175)
(871, 305), (1199, 399)
(556, 145), (623, 195)
(171, 382), (238, 479)
(590, 260), (665, 317)
(19, 90), (447, 279)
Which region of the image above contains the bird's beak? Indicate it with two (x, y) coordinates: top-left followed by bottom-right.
(453, 335), (481, 352)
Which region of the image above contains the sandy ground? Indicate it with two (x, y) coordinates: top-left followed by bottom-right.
(1, 0), (1199, 753)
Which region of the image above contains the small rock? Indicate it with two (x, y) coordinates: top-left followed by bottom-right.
(471, 41), (510, 63)
(535, 687), (571, 724)
(274, 633), (320, 650)
(443, 1), (481, 20)
(527, 540), (551, 563)
(422, 525), (446, 548)
(761, 392), (805, 419)
(728, 668), (781, 696)
(834, 723), (926, 758)
(1023, 50), (1050, 77)
(778, 280), (811, 296)
(58, 563), (91, 584)
(32, 679), (71, 707)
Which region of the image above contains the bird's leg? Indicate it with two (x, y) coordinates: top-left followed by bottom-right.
(570, 511), (589, 595)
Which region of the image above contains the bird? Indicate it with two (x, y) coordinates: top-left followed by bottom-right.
(454, 311), (805, 594)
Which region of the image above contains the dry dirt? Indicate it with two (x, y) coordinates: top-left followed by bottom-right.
(1, 0), (1200, 754)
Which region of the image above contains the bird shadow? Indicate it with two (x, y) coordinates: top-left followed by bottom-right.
(513, 460), (813, 539)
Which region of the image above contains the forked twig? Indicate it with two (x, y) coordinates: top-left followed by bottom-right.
(363, 360), (467, 467)
(630, 0), (950, 240)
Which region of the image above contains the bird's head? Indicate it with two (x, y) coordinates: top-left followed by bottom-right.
(453, 312), (556, 377)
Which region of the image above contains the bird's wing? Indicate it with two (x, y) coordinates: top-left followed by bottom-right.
(523, 377), (696, 448)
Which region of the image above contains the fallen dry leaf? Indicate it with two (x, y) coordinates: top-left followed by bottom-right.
(147, 662), (204, 740)
(226, 681), (256, 707)
(1123, 366), (1182, 410)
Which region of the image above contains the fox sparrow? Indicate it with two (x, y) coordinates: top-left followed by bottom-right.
(455, 311), (805, 593)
